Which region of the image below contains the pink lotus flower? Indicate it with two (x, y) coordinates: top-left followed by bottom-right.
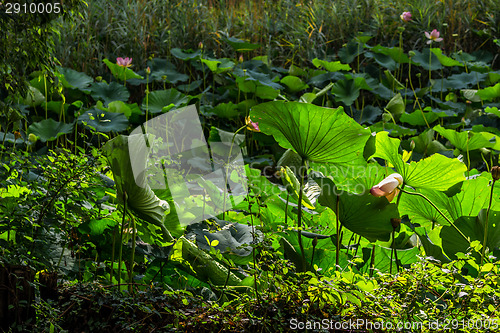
(245, 116), (260, 132)
(400, 12), (412, 22)
(425, 29), (443, 44)
(116, 57), (132, 67)
(370, 173), (403, 202)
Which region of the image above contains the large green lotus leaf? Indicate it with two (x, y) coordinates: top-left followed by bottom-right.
(364, 51), (396, 71)
(28, 118), (74, 142)
(251, 101), (370, 165)
(434, 124), (499, 151)
(385, 93), (405, 118)
(370, 131), (406, 171)
(441, 209), (500, 260)
(371, 131), (466, 191)
(56, 67), (93, 91)
(207, 102), (240, 119)
(103, 58), (143, 81)
(201, 57), (235, 74)
(371, 45), (410, 64)
(432, 72), (488, 90)
(332, 78), (360, 106)
(90, 81), (130, 106)
(476, 82), (500, 102)
(143, 89), (189, 114)
(170, 48), (201, 61)
(78, 109), (129, 133)
(310, 162), (386, 195)
(351, 105), (382, 125)
(103, 135), (180, 241)
(146, 58), (189, 84)
(411, 49), (443, 71)
(22, 86), (45, 106)
(236, 78), (280, 100)
(400, 110), (442, 126)
(280, 75), (309, 93)
(107, 101), (142, 120)
(338, 40), (365, 64)
(222, 36), (260, 52)
(430, 48), (464, 67)
(399, 174), (491, 227)
(313, 175), (396, 242)
(403, 152), (466, 191)
(312, 58), (351, 72)
(346, 73), (377, 91)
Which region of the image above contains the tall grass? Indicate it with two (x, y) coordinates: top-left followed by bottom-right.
(52, 0), (499, 75)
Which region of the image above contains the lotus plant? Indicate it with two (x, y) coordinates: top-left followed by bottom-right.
(425, 29), (443, 44)
(116, 57), (133, 67)
(245, 116), (260, 132)
(400, 11), (412, 22)
(370, 173), (403, 202)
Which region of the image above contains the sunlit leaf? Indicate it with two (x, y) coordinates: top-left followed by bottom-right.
(250, 101), (370, 165)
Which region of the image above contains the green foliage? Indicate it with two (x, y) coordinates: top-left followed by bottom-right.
(3, 1), (500, 330)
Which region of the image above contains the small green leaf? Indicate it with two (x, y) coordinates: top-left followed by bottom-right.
(312, 58), (351, 72)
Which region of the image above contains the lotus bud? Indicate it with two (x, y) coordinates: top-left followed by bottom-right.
(245, 116), (260, 132)
(492, 166), (500, 181)
(162, 75), (167, 81)
(198, 42), (203, 49)
(400, 11), (412, 22)
(145, 67), (151, 75)
(370, 173), (403, 202)
(408, 51), (416, 57)
(28, 133), (37, 144)
(410, 140), (415, 151)
(96, 76), (102, 82)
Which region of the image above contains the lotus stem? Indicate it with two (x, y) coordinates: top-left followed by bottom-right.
(335, 195), (340, 269)
(223, 124), (246, 220)
(117, 191), (128, 284)
(369, 245), (376, 277)
(128, 214), (137, 293)
(297, 156), (307, 271)
(481, 178), (497, 265)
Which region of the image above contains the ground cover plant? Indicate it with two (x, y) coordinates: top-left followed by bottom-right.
(1, 0), (500, 332)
